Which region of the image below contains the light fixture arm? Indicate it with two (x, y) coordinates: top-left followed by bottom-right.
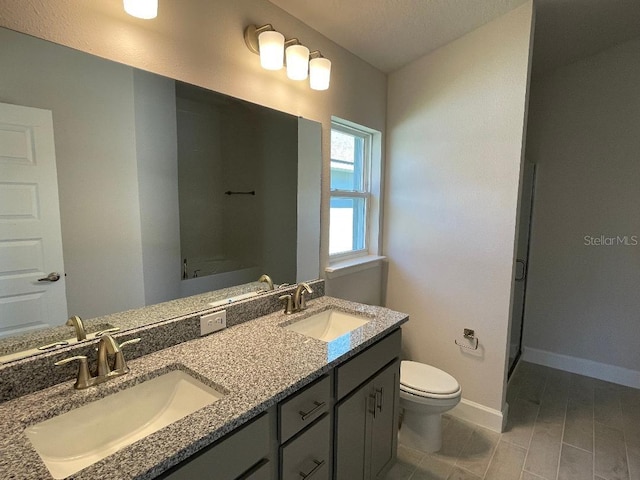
(244, 24), (275, 54)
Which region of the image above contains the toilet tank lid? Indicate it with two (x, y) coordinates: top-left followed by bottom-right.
(400, 361), (460, 395)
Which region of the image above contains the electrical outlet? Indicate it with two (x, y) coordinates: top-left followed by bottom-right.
(200, 310), (226, 336)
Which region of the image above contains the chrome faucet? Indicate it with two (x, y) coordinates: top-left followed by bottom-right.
(294, 283), (313, 311)
(66, 315), (86, 341)
(258, 274), (274, 290)
(279, 283), (313, 314)
(55, 334), (141, 389)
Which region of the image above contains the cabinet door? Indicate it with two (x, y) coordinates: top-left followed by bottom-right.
(370, 360), (400, 479)
(334, 379), (373, 480)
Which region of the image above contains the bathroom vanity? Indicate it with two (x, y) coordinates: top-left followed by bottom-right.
(0, 292), (408, 480)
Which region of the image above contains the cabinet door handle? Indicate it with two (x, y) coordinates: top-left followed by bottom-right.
(299, 401), (325, 421)
(299, 459), (325, 479)
(376, 387), (384, 412)
(369, 393), (377, 418)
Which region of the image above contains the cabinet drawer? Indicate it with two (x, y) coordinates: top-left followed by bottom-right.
(335, 328), (401, 400)
(281, 415), (331, 480)
(160, 413), (270, 480)
(279, 375), (330, 443)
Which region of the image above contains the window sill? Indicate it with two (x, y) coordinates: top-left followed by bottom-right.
(325, 255), (386, 279)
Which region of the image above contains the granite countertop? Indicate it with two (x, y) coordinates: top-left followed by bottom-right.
(0, 296), (408, 480)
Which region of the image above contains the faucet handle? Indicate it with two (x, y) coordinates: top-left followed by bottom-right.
(55, 355), (91, 390)
(279, 294), (294, 314)
(113, 338), (141, 372)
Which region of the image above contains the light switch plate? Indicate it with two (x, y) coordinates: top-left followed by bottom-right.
(200, 310), (226, 336)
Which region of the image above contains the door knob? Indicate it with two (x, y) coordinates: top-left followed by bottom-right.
(38, 272), (61, 282)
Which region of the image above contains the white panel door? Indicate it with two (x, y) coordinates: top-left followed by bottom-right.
(0, 102), (67, 338)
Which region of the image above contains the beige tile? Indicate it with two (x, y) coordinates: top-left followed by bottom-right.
(445, 466), (481, 480)
(485, 440), (527, 480)
(627, 443), (640, 480)
(595, 387), (624, 431)
(563, 396), (594, 452)
(621, 400), (640, 448)
(523, 420), (563, 479)
(397, 444), (426, 469)
(536, 382), (568, 426)
(412, 456), (454, 480)
(520, 472), (546, 480)
(558, 443), (593, 480)
(454, 426), (500, 477)
(429, 418), (475, 464)
(518, 372), (547, 406)
(619, 387), (640, 408)
(568, 374), (595, 405)
(502, 397), (540, 448)
(383, 461), (414, 480)
(594, 422), (629, 480)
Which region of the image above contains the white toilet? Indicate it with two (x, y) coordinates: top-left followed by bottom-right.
(399, 360), (462, 453)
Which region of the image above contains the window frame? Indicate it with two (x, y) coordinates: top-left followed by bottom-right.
(329, 120), (374, 261)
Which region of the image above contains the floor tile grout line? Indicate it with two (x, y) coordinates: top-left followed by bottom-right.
(592, 382), (596, 480)
(561, 440), (593, 455)
(556, 396), (568, 480)
(520, 373), (547, 479)
(479, 431), (501, 480)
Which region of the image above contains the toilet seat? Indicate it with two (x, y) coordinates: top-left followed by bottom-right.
(400, 361), (461, 399)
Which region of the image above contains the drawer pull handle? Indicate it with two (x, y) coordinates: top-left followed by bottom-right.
(299, 459), (325, 479)
(299, 401), (326, 421)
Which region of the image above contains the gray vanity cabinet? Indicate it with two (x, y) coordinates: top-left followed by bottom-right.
(334, 330), (401, 479)
(155, 329), (400, 480)
(158, 410), (273, 480)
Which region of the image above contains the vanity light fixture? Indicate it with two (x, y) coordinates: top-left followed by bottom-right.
(309, 52), (331, 91)
(244, 24), (331, 90)
(123, 0), (158, 19)
(244, 24), (285, 71)
(286, 43), (310, 81)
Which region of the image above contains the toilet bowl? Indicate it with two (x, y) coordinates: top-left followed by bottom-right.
(399, 360), (461, 453)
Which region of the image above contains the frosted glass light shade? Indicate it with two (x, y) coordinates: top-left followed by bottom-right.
(309, 57), (331, 90)
(258, 31), (285, 70)
(123, 0), (157, 19)
(286, 45), (310, 80)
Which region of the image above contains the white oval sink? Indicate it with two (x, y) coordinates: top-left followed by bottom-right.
(25, 370), (224, 479)
(284, 309), (369, 342)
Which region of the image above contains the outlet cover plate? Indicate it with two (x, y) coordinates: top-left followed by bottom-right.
(200, 310), (226, 336)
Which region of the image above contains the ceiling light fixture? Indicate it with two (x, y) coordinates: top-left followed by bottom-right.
(244, 24), (331, 90)
(123, 0), (158, 19)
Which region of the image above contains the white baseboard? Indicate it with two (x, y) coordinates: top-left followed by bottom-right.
(522, 346), (640, 389)
(449, 398), (507, 433)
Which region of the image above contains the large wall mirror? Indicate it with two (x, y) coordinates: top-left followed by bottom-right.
(0, 27), (321, 361)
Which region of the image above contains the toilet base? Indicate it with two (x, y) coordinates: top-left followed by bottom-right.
(399, 409), (443, 453)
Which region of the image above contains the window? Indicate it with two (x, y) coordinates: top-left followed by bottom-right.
(330, 120), (375, 259)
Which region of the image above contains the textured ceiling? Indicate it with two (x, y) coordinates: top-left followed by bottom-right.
(532, 0), (640, 76)
(268, 0), (640, 75)
(267, 0), (528, 73)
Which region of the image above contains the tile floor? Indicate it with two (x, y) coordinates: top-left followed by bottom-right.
(384, 361), (640, 480)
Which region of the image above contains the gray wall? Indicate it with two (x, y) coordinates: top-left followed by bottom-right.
(523, 37), (640, 376)
(384, 2), (534, 427)
(0, 28), (146, 320)
(134, 70), (181, 306)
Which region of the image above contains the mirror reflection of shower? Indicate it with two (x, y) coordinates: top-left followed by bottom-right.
(176, 82), (298, 287)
